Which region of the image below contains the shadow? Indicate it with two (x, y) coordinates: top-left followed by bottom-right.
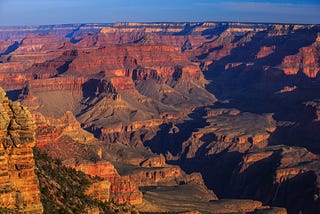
(227, 150), (320, 214)
(0, 41), (19, 57)
(197, 46), (223, 60)
(57, 60), (73, 75)
(144, 107), (209, 156)
(269, 121), (320, 154)
(198, 25), (320, 154)
(6, 89), (22, 101)
(81, 79), (102, 100)
(173, 23), (203, 36)
(203, 26), (319, 102)
(227, 151), (282, 201)
(177, 151), (243, 197)
(66, 24), (85, 39)
(201, 23), (228, 39)
(267, 83), (320, 154)
(273, 171), (320, 214)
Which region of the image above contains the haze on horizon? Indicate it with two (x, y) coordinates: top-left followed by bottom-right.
(0, 0), (319, 26)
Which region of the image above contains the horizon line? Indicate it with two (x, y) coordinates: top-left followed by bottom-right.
(0, 20), (319, 28)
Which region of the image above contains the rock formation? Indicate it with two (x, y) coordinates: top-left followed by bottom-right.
(1, 22), (320, 213)
(0, 87), (43, 213)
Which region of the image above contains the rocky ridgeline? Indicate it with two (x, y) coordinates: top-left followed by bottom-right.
(0, 22), (319, 213)
(0, 87), (43, 213)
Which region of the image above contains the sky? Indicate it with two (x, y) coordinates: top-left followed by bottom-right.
(0, 0), (319, 26)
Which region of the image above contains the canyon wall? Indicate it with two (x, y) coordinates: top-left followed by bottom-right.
(0, 87), (43, 213)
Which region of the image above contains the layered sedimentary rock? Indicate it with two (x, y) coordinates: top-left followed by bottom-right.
(66, 44), (204, 82)
(15, 34), (66, 53)
(281, 40), (320, 78)
(74, 161), (143, 205)
(155, 108), (276, 161)
(0, 40), (15, 54)
(33, 111), (144, 205)
(33, 110), (218, 206)
(0, 87), (43, 213)
(0, 22), (319, 213)
(34, 148), (137, 213)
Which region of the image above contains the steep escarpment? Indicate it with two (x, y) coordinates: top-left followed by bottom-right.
(32, 111), (143, 205)
(1, 22), (320, 214)
(67, 44), (203, 81)
(33, 109), (286, 213)
(281, 38), (320, 78)
(12, 37), (215, 141)
(0, 87), (43, 213)
(143, 105), (319, 213)
(34, 148), (137, 214)
(32, 110), (217, 206)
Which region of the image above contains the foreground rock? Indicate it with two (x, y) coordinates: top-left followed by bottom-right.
(0, 87), (43, 213)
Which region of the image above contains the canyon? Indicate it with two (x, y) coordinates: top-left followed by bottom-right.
(0, 22), (319, 213)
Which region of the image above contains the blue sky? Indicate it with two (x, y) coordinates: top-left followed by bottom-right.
(0, 0), (319, 26)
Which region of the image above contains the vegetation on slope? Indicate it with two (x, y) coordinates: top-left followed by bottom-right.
(33, 148), (137, 214)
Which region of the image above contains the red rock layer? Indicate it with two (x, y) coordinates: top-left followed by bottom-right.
(15, 34), (66, 54)
(282, 41), (320, 78)
(75, 161), (143, 205)
(0, 88), (43, 213)
(67, 44), (203, 82)
(34, 111), (143, 205)
(0, 40), (14, 53)
(26, 76), (88, 92)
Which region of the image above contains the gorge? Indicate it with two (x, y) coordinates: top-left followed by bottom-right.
(0, 22), (319, 213)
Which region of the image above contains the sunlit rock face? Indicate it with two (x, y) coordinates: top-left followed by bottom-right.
(0, 22), (319, 213)
(0, 87), (43, 213)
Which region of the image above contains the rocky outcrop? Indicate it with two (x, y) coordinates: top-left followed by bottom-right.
(1, 22), (319, 213)
(24, 76), (87, 93)
(74, 161), (143, 205)
(256, 45), (276, 59)
(16, 34), (66, 53)
(281, 41), (320, 78)
(32, 110), (220, 207)
(178, 109), (276, 159)
(34, 111), (95, 147)
(33, 111), (144, 205)
(0, 87), (43, 213)
(100, 119), (163, 135)
(84, 180), (111, 203)
(140, 154), (166, 167)
(0, 40), (15, 54)
(66, 44), (204, 83)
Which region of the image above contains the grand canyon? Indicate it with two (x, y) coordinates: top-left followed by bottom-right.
(0, 22), (319, 213)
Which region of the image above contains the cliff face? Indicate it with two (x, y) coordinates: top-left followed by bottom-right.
(74, 161), (143, 205)
(33, 149), (137, 213)
(32, 110), (218, 206)
(15, 34), (66, 54)
(33, 111), (144, 205)
(0, 87), (43, 213)
(281, 40), (320, 78)
(0, 22), (320, 213)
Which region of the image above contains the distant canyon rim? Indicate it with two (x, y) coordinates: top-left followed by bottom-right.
(0, 22), (319, 214)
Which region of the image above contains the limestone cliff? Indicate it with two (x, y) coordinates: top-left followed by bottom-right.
(0, 87), (43, 213)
